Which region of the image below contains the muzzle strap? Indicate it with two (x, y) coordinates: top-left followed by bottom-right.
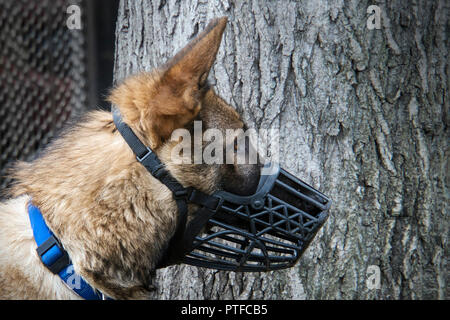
(112, 107), (151, 161)
(185, 187), (222, 211)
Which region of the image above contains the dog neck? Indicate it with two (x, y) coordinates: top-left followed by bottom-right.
(27, 201), (108, 299)
(8, 111), (181, 298)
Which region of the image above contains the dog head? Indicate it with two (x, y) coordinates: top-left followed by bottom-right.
(108, 17), (261, 198)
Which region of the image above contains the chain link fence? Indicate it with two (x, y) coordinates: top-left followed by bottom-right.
(0, 0), (117, 190)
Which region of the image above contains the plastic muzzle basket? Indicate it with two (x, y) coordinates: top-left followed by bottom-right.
(183, 165), (332, 272)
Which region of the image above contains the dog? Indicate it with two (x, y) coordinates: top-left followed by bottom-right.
(0, 17), (263, 299)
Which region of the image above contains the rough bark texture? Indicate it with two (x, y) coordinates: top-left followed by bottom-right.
(113, 0), (448, 299)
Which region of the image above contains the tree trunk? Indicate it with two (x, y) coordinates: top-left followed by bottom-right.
(113, 0), (448, 299)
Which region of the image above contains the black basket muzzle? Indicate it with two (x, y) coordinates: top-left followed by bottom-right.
(182, 163), (331, 272)
(112, 106), (331, 272)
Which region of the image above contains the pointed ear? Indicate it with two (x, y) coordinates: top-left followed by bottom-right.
(108, 17), (228, 149)
(161, 16), (228, 90)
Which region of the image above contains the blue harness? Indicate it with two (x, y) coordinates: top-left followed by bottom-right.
(27, 202), (106, 300)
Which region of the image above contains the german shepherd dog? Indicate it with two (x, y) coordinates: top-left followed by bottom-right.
(0, 17), (263, 299)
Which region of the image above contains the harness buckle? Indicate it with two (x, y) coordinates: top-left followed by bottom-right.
(36, 234), (70, 274)
(173, 187), (192, 200)
(136, 147), (152, 163)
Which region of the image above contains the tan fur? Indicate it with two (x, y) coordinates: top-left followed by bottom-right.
(0, 196), (80, 299)
(0, 17), (252, 299)
(108, 17), (227, 149)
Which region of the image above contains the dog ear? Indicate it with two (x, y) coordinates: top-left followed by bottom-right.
(109, 17), (227, 148)
(162, 17), (228, 92)
(152, 17), (228, 144)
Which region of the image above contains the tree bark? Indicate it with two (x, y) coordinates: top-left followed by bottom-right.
(113, 0), (448, 299)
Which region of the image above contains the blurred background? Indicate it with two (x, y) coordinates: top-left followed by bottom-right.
(0, 0), (119, 189)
